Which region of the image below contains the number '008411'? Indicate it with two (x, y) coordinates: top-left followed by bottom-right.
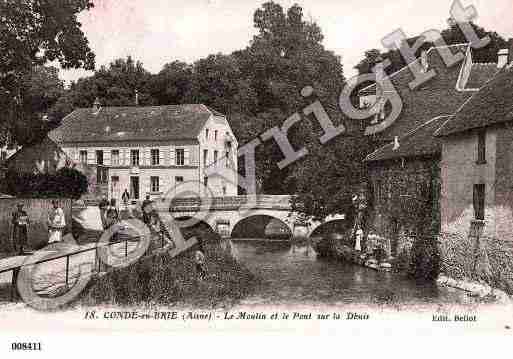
(11, 342), (42, 351)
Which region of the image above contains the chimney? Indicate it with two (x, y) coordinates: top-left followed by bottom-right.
(92, 97), (101, 113)
(135, 89), (139, 106)
(498, 48), (509, 68)
(421, 50), (429, 72)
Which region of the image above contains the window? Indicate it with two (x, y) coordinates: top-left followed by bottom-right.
(214, 150), (218, 164)
(214, 130), (218, 141)
(203, 149), (208, 166)
(150, 176), (160, 193)
(225, 151), (230, 167)
(151, 149), (160, 166)
(130, 150), (139, 166)
(473, 184), (486, 220)
(97, 167), (108, 184)
(477, 129), (486, 164)
(111, 150), (120, 165)
(204, 176), (208, 187)
(79, 150), (88, 164)
(175, 176), (184, 183)
(96, 150), (103, 165)
(1, 151), (6, 162)
(205, 128), (209, 140)
(176, 149), (184, 166)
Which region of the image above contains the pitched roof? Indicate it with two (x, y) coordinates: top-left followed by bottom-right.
(365, 115), (451, 162)
(356, 44), (472, 141)
(465, 63), (500, 89)
(436, 65), (513, 137)
(49, 104), (219, 144)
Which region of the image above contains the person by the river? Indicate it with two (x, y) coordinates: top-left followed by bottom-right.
(11, 203), (30, 255)
(194, 241), (207, 281)
(47, 200), (66, 244)
(121, 189), (130, 208)
(98, 195), (109, 229)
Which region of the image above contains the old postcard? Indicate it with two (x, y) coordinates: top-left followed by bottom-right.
(1, 0), (512, 355)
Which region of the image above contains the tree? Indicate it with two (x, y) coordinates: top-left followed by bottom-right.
(54, 56), (156, 121)
(12, 65), (66, 144)
(0, 0), (96, 146)
(231, 2), (345, 194)
(148, 61), (193, 106)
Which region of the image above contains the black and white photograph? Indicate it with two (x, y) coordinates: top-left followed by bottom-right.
(0, 0), (512, 355)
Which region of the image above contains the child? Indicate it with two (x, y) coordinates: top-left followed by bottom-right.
(194, 244), (207, 281)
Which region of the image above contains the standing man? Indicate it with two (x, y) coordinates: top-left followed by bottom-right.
(121, 188), (130, 208)
(11, 203), (29, 255)
(48, 200), (66, 244)
(141, 195), (153, 225)
(98, 195), (109, 229)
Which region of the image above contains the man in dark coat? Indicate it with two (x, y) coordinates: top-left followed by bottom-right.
(141, 195), (153, 225)
(11, 203), (30, 255)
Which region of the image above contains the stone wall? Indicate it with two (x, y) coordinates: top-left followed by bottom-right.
(367, 156), (441, 257)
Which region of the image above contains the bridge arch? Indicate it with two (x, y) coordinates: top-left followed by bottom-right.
(230, 214), (293, 239)
(308, 215), (350, 238)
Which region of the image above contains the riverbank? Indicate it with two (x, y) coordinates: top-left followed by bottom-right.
(79, 232), (258, 309)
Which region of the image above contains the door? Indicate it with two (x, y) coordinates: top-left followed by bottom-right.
(111, 176), (120, 200)
(130, 176), (140, 200)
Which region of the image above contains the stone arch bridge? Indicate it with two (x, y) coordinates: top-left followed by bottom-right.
(169, 195), (346, 238)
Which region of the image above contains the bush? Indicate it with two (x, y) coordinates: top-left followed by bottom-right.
(4, 167), (88, 199)
(409, 236), (440, 281)
(80, 229), (257, 308)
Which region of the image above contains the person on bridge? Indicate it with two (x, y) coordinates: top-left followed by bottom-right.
(142, 195), (153, 225)
(11, 203), (30, 255)
(98, 195), (109, 229)
(121, 189), (130, 208)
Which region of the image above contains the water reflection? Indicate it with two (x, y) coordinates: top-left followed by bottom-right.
(230, 239), (474, 307)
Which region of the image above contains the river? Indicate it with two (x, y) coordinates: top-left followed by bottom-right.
(230, 239), (475, 307)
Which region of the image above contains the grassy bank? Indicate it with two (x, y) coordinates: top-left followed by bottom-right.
(79, 229), (258, 309)
(440, 233), (513, 295)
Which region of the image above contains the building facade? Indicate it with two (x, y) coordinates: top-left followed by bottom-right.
(49, 104), (238, 203)
(436, 64), (513, 240)
(361, 43), (512, 255)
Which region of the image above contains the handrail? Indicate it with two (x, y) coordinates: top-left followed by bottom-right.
(1, 226), (175, 302)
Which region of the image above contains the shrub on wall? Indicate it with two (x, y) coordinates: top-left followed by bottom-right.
(4, 167), (88, 199)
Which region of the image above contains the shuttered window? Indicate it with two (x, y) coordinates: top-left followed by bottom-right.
(131, 150), (139, 166)
(176, 149), (184, 166)
(151, 149), (160, 165)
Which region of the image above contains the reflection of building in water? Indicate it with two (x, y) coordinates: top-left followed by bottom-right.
(49, 102), (238, 202)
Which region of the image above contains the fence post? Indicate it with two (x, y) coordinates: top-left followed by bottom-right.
(10, 268), (19, 301)
(65, 255), (70, 288)
(125, 239), (128, 257)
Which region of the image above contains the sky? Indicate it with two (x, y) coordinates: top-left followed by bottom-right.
(59, 0), (513, 84)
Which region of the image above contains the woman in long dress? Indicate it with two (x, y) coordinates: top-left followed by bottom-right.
(48, 200), (66, 243)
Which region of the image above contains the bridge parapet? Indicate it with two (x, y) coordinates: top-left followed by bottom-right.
(170, 195), (293, 212)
